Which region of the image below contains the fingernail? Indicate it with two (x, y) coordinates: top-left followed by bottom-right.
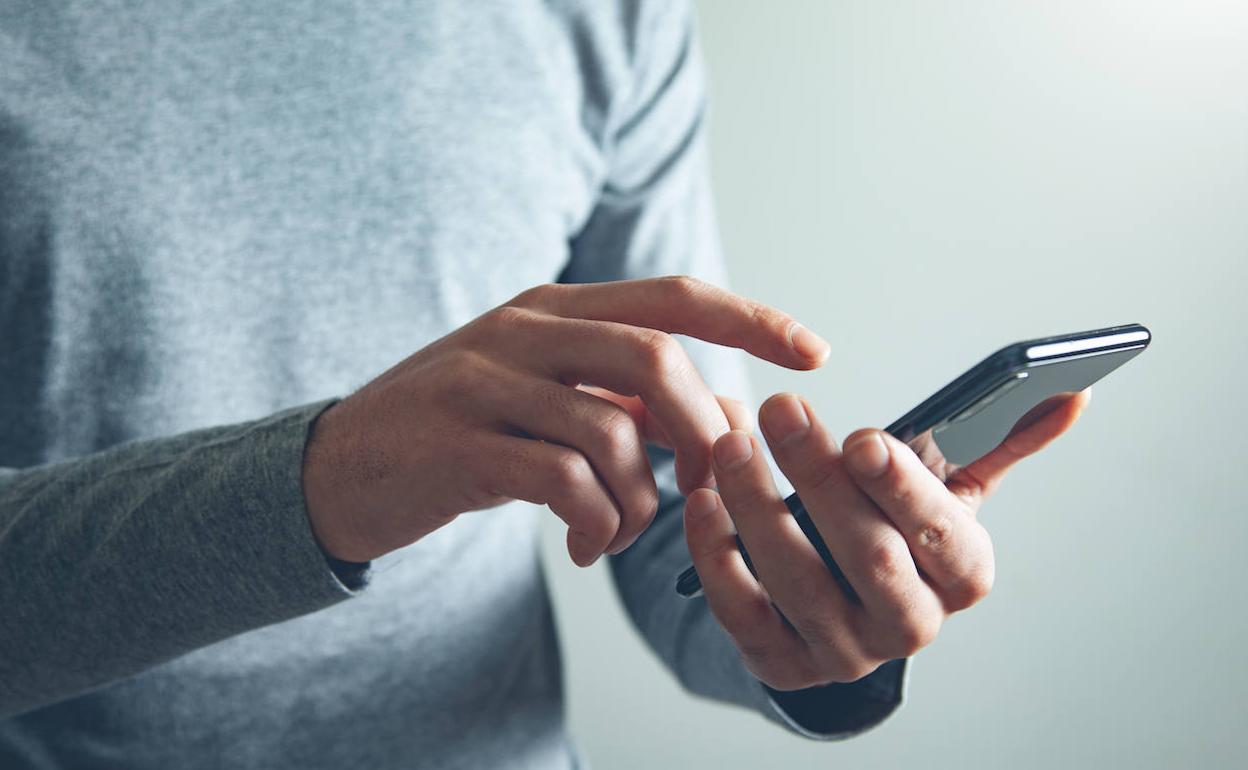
(713, 430), (754, 470)
(569, 530), (600, 567)
(846, 432), (889, 478)
(686, 489), (719, 519)
(762, 394), (810, 446)
(788, 323), (830, 364)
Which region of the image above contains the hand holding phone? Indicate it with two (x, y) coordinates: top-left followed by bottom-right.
(675, 324), (1149, 691)
(676, 323), (1150, 597)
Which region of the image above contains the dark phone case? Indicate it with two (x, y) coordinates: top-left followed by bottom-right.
(674, 323), (1150, 599)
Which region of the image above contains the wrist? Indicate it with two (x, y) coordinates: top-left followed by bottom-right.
(301, 401), (375, 563)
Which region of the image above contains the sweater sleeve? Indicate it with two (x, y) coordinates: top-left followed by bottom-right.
(564, 0), (905, 739)
(0, 398), (367, 719)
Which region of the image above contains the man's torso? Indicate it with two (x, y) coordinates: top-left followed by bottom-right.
(0, 2), (646, 766)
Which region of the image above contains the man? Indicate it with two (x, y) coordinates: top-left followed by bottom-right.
(0, 2), (1085, 767)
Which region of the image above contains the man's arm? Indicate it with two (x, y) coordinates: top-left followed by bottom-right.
(0, 400), (363, 719)
(565, 0), (905, 738)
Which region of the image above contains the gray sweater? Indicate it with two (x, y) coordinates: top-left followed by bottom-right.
(0, 2), (903, 767)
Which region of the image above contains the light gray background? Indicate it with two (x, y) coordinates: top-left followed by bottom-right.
(539, 2), (1248, 768)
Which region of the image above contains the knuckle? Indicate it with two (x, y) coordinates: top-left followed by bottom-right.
(893, 613), (942, 657)
(863, 608), (940, 659)
(576, 514), (617, 546)
(618, 491), (657, 540)
(508, 283), (558, 309)
(484, 303), (529, 326)
(943, 524), (995, 610)
(660, 274), (706, 301)
(952, 465), (991, 499)
(634, 330), (684, 377)
(545, 453), (618, 542)
(548, 451), (593, 489)
(594, 409), (639, 459)
(535, 380), (570, 416)
(786, 575), (829, 615)
(444, 348), (495, 379)
(914, 515), (956, 551)
(886, 475), (916, 507)
(637, 487), (661, 527)
(863, 538), (910, 585)
(482, 305), (536, 335)
(946, 562), (996, 611)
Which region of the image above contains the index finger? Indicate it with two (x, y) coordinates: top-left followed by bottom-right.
(511, 276), (830, 370)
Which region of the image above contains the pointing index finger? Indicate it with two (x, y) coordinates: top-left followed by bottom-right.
(512, 276), (830, 370)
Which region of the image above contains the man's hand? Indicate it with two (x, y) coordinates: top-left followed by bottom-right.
(301, 276), (829, 566)
(684, 389), (1091, 689)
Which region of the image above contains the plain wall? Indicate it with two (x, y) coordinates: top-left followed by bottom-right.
(539, 2), (1248, 767)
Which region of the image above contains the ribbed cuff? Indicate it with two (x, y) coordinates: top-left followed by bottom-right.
(203, 398), (371, 611)
(762, 658), (907, 740)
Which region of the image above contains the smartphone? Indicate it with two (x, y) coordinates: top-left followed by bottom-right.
(674, 323), (1152, 598)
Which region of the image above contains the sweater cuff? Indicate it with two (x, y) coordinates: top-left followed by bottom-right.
(265, 398), (373, 596)
(218, 397), (371, 602)
(762, 658), (907, 739)
(294, 399), (374, 592)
